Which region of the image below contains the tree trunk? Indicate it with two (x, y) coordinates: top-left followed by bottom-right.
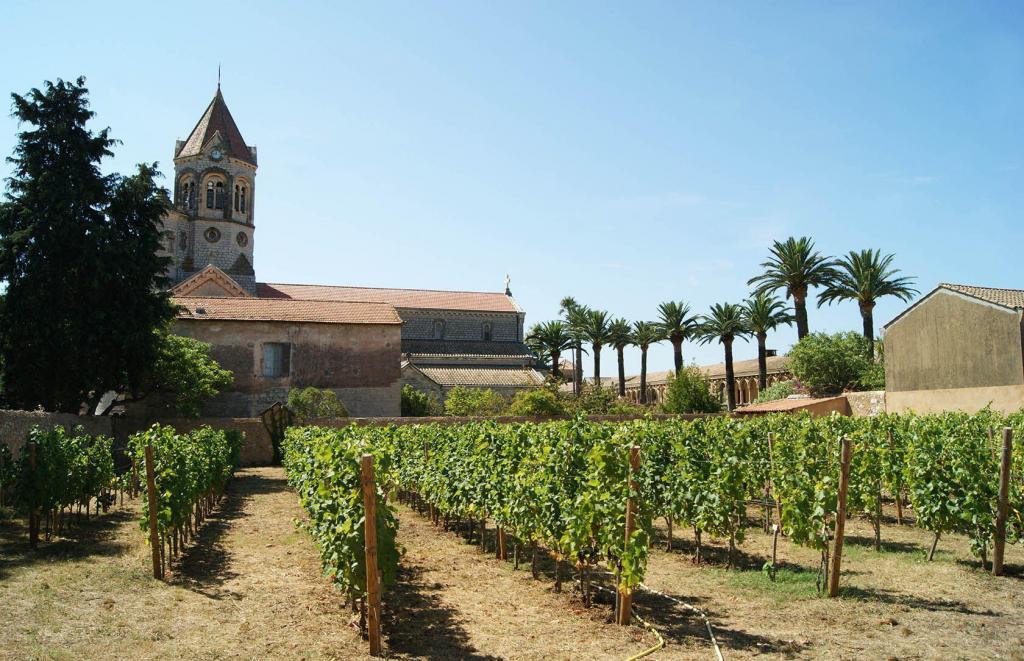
(672, 337), (683, 375)
(593, 344), (601, 386)
(724, 338), (736, 411)
(860, 301), (876, 359)
(757, 333), (768, 391)
(794, 289), (809, 339)
(639, 348), (648, 404)
(551, 349), (561, 380)
(616, 346), (626, 397)
(574, 346), (583, 396)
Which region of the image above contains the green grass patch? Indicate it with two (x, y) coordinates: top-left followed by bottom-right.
(709, 565), (820, 601)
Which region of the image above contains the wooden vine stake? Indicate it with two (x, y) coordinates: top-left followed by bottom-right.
(828, 437), (852, 597)
(992, 427), (1013, 577)
(617, 446), (641, 625)
(361, 454), (382, 656)
(144, 444), (164, 580)
(28, 442), (39, 549)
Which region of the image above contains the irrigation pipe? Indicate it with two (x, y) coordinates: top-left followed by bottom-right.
(588, 582), (665, 661)
(595, 566), (724, 661)
(638, 581), (724, 661)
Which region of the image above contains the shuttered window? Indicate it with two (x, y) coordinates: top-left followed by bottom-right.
(262, 342), (291, 378)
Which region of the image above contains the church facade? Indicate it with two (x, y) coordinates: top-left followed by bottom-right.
(164, 88), (543, 417)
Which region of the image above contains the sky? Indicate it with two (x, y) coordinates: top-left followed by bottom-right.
(1, 1), (1022, 377)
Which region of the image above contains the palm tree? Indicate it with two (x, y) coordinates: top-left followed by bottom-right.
(748, 236), (836, 340)
(743, 292), (794, 391)
(817, 249), (918, 358)
(631, 321), (664, 405)
(526, 320), (573, 380)
(607, 317), (633, 397)
(696, 303), (751, 411)
(582, 309), (612, 386)
(559, 297), (589, 396)
(657, 301), (699, 375)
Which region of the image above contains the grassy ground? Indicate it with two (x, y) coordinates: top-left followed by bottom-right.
(2, 470), (1023, 659)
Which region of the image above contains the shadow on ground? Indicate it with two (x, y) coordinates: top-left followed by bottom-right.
(0, 507), (134, 580)
(172, 471), (289, 600)
(384, 564), (499, 661)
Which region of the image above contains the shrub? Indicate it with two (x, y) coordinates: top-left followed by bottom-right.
(507, 386), (568, 417)
(754, 380), (795, 404)
(443, 386), (506, 417)
(660, 365), (721, 414)
(401, 385), (441, 417)
(287, 387), (349, 423)
(566, 384), (620, 415)
(787, 332), (881, 396)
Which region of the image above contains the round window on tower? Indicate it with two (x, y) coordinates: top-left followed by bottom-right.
(236, 231), (248, 247)
(204, 227), (221, 243)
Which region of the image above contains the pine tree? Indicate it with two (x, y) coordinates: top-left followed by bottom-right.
(0, 77), (174, 412)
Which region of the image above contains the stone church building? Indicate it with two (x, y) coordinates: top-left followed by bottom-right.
(163, 88), (543, 417)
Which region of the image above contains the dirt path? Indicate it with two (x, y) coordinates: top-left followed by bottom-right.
(388, 505), (655, 660)
(0, 467), (657, 660)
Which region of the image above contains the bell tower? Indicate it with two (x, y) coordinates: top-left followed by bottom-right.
(165, 86), (258, 293)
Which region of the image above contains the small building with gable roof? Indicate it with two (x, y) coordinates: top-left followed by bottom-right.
(883, 283), (1024, 413)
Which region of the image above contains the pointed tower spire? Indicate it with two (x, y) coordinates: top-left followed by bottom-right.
(175, 87), (255, 165)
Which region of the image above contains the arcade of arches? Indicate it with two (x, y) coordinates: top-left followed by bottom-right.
(622, 355), (791, 408)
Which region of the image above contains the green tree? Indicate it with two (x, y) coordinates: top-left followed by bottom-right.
(560, 297), (589, 396)
(747, 236), (836, 340)
(753, 379), (795, 404)
(287, 386), (349, 423)
(0, 77), (175, 412)
(631, 321), (664, 405)
(743, 292), (794, 391)
(607, 317), (633, 397)
(787, 331), (878, 396)
(817, 249), (918, 358)
(507, 385), (568, 417)
(581, 309), (612, 386)
(661, 364), (721, 414)
(401, 384), (441, 417)
(443, 386), (506, 417)
(526, 320), (573, 380)
(696, 303), (751, 411)
(657, 301), (698, 375)
(107, 330), (233, 417)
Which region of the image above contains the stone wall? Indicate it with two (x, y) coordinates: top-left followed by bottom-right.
(115, 416), (273, 467)
(174, 318), (402, 417)
(399, 308), (522, 342)
(845, 391), (886, 417)
(0, 409), (115, 458)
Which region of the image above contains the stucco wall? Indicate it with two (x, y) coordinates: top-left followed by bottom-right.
(885, 290), (1024, 392)
(173, 318), (401, 417)
(886, 384), (1024, 415)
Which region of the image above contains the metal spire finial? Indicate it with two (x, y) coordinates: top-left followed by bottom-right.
(217, 64), (221, 90)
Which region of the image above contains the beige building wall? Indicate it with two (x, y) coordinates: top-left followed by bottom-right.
(884, 289), (1024, 392)
(886, 384), (1024, 415)
(174, 318), (401, 417)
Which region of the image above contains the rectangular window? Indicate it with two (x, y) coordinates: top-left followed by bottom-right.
(262, 342), (290, 378)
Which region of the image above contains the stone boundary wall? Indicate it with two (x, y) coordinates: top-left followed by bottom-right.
(845, 391), (886, 417)
(0, 410), (714, 470)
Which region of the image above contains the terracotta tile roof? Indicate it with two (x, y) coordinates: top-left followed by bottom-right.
(176, 89), (256, 165)
(256, 282), (519, 313)
(413, 366), (546, 388)
(734, 396), (846, 414)
(173, 296), (401, 325)
(625, 355), (791, 385)
(401, 339), (534, 358)
(698, 355), (790, 380)
(940, 283), (1024, 310)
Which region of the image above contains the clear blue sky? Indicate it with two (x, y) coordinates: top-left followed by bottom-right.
(2, 1), (1022, 376)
